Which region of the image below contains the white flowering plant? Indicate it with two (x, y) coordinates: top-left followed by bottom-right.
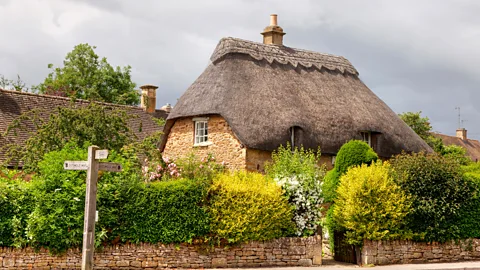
(266, 144), (325, 236)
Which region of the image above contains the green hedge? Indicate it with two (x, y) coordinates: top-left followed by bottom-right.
(334, 140), (378, 175)
(120, 178), (210, 244)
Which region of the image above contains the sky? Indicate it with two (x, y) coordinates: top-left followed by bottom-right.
(1, 0), (480, 139)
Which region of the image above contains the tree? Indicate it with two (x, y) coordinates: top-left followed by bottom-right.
(34, 44), (139, 105)
(399, 111), (443, 152)
(3, 103), (136, 172)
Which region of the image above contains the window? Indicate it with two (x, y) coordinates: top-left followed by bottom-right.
(193, 117), (209, 146)
(360, 131), (371, 147)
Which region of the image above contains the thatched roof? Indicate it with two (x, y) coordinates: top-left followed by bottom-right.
(0, 89), (167, 166)
(161, 37), (431, 157)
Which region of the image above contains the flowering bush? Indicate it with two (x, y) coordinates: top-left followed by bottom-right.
(141, 152), (225, 182)
(142, 156), (180, 182)
(266, 144), (325, 236)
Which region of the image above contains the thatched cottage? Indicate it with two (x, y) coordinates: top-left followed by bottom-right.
(160, 15), (430, 171)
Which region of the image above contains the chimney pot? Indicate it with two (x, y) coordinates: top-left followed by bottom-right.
(140, 84), (158, 114)
(270, 14), (278, 26)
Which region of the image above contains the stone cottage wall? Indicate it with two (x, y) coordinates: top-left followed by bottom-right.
(361, 239), (480, 265)
(162, 115), (246, 170)
(0, 236), (322, 269)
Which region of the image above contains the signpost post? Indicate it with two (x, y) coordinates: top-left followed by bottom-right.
(64, 146), (122, 270)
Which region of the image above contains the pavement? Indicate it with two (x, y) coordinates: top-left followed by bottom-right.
(221, 260), (480, 270)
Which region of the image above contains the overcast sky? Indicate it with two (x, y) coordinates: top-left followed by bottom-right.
(1, 0), (479, 139)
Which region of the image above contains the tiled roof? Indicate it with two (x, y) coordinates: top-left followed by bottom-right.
(433, 133), (480, 162)
(0, 89), (167, 166)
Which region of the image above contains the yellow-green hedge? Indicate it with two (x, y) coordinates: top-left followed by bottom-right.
(208, 172), (295, 244)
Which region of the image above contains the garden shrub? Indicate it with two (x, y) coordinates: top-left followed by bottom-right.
(208, 172), (294, 244)
(455, 174), (480, 239)
(26, 144), (89, 252)
(266, 144), (325, 236)
(335, 140), (378, 175)
(390, 152), (474, 242)
(334, 161), (412, 246)
(120, 178), (210, 244)
(322, 169), (340, 203)
(0, 176), (33, 247)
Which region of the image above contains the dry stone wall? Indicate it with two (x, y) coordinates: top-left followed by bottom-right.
(362, 239), (480, 265)
(0, 236), (322, 269)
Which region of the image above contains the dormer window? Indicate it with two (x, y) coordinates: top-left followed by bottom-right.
(290, 126), (303, 148)
(360, 131), (371, 147)
(193, 117), (210, 146)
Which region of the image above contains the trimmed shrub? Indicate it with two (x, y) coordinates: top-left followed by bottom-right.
(390, 152), (474, 242)
(335, 140), (378, 175)
(120, 178), (210, 244)
(266, 144), (325, 236)
(334, 161), (412, 245)
(208, 172), (294, 244)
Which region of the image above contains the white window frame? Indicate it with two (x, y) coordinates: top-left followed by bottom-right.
(193, 117), (211, 146)
(360, 131), (372, 147)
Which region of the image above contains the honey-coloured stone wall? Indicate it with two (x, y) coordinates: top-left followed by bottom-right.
(162, 115), (246, 170)
(361, 239), (480, 265)
(0, 236), (322, 269)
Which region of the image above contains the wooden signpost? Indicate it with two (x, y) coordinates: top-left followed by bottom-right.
(64, 146), (122, 270)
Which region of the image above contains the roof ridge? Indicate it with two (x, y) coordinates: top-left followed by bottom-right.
(210, 37), (358, 75)
(0, 88), (144, 111)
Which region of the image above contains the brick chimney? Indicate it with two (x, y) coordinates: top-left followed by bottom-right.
(456, 128), (467, 140)
(140, 84), (158, 113)
(261, 14), (286, 45)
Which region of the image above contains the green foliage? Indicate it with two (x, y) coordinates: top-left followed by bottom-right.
(265, 143), (322, 179)
(334, 162), (412, 246)
(3, 103), (135, 171)
(390, 152), (474, 242)
(26, 144), (88, 252)
(208, 172), (294, 244)
(324, 205), (338, 251)
(455, 174), (480, 239)
(441, 145), (471, 165)
(398, 111), (444, 152)
(398, 111), (433, 141)
(335, 140), (378, 175)
(120, 178), (210, 244)
(322, 169), (340, 203)
(266, 144), (325, 236)
(0, 74), (27, 91)
(33, 43), (139, 105)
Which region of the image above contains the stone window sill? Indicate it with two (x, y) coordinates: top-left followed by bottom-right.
(194, 141), (213, 147)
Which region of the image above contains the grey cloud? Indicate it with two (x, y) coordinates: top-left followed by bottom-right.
(1, 0), (480, 139)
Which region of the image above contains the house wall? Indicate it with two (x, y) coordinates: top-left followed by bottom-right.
(246, 149), (272, 172)
(163, 115), (247, 170)
(0, 236), (322, 269)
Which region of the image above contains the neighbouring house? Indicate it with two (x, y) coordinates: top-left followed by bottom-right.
(0, 84), (169, 167)
(160, 14), (431, 171)
(434, 128), (480, 162)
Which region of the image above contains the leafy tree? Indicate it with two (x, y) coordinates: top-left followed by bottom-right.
(34, 43), (139, 105)
(3, 103), (136, 172)
(441, 144), (470, 165)
(399, 111), (443, 152)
